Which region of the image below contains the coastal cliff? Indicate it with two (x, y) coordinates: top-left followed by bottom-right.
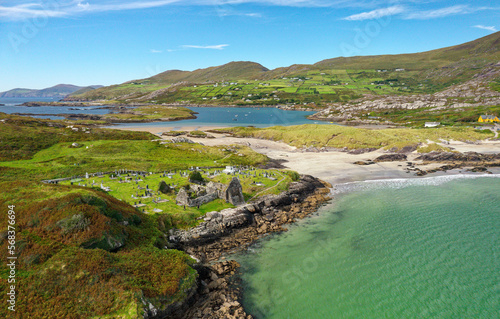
(165, 175), (331, 319)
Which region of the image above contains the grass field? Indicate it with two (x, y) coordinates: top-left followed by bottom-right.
(72, 68), (444, 107)
(70, 32), (500, 107)
(218, 124), (494, 150)
(149, 69), (427, 106)
(58, 167), (292, 229)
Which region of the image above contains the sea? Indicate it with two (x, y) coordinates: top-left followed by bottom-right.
(0, 97), (111, 120)
(236, 175), (500, 319)
(0, 98), (320, 127)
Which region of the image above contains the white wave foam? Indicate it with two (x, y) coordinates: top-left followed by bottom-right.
(331, 174), (500, 196)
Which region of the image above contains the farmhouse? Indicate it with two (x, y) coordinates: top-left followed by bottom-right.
(478, 115), (499, 123)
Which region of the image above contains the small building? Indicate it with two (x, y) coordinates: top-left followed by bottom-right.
(424, 122), (440, 128)
(223, 166), (237, 174)
(478, 115), (499, 123)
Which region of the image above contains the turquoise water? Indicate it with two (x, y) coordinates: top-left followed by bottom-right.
(237, 176), (500, 319)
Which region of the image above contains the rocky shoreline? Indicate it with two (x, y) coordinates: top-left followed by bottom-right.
(352, 151), (500, 176)
(168, 175), (331, 319)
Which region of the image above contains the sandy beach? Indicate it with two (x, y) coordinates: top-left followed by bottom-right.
(114, 125), (500, 185)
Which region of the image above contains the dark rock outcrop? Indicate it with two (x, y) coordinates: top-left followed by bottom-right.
(415, 151), (500, 163)
(354, 160), (375, 165)
(374, 153), (408, 162)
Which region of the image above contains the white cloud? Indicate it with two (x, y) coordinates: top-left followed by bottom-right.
(343, 5), (405, 21)
(150, 49), (163, 53)
(404, 5), (474, 20)
(0, 0), (395, 20)
(0, 0), (182, 20)
(2, 1), (495, 22)
(182, 44), (229, 50)
(0, 3), (68, 19)
(77, 2), (90, 10)
(245, 13), (263, 17)
(217, 9), (263, 18)
(473, 25), (497, 32)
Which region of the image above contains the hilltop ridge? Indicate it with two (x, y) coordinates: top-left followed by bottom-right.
(68, 32), (500, 105)
(0, 84), (102, 98)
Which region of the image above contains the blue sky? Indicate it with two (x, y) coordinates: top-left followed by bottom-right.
(0, 0), (498, 91)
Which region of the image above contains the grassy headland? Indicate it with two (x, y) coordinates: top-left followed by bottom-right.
(102, 105), (196, 122)
(0, 114), (290, 318)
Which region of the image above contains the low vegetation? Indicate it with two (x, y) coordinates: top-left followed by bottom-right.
(217, 124), (494, 151)
(0, 182), (196, 318)
(0, 114), (288, 318)
(102, 105), (195, 122)
(417, 143), (454, 153)
(0, 113), (152, 161)
(56, 168), (292, 229)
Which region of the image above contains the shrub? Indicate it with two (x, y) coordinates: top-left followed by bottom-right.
(286, 170), (301, 181)
(188, 171), (204, 183)
(57, 213), (91, 234)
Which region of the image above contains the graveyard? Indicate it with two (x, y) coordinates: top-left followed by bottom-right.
(60, 166), (295, 228)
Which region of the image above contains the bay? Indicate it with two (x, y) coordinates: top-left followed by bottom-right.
(112, 106), (320, 128)
(237, 175), (500, 319)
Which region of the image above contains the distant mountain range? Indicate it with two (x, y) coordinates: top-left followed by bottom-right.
(0, 84), (103, 98)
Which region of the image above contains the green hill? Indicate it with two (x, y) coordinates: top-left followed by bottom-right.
(315, 31), (500, 70)
(69, 32), (500, 104)
(148, 61), (269, 84)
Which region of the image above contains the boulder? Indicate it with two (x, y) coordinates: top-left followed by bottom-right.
(374, 153), (407, 162)
(207, 181), (225, 198)
(158, 180), (171, 194)
(224, 177), (245, 206)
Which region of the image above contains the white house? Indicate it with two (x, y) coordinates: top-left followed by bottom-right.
(223, 166), (237, 174)
(425, 122), (440, 128)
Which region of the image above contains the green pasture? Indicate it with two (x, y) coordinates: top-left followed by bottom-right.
(97, 68), (444, 106)
(58, 167), (292, 228)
